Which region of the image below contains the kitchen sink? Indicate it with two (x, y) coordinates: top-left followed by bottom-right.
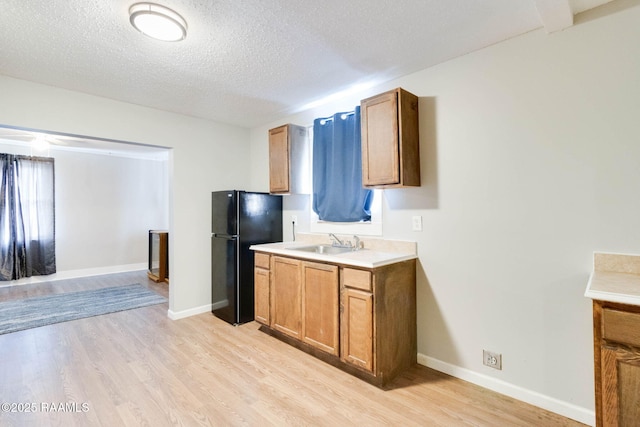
(288, 244), (355, 255)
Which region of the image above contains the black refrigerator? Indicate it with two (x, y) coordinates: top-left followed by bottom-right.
(211, 190), (282, 325)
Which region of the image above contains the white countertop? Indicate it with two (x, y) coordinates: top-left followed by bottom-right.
(585, 252), (640, 306)
(586, 271), (640, 306)
(250, 241), (417, 269)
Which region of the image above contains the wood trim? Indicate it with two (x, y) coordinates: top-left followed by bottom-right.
(593, 300), (604, 427)
(398, 88), (420, 186)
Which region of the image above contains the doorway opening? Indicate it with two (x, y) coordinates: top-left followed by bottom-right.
(0, 125), (172, 298)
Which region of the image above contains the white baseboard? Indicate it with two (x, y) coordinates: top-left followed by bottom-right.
(211, 300), (228, 311)
(0, 263), (147, 288)
(417, 354), (595, 426)
(168, 304), (212, 320)
(167, 299), (229, 320)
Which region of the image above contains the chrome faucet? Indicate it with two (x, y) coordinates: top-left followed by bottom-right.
(329, 233), (344, 246)
(329, 233), (361, 251)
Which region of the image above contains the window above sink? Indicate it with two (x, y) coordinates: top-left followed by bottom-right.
(310, 189), (382, 236)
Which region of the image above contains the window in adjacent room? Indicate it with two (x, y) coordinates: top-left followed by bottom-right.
(0, 154), (56, 280)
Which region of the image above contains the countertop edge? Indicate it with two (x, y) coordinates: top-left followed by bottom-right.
(250, 243), (417, 269)
(584, 288), (640, 306)
(585, 270), (640, 306)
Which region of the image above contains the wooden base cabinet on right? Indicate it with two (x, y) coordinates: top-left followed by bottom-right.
(593, 300), (640, 426)
(340, 263), (417, 383)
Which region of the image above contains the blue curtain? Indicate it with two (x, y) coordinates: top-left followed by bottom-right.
(0, 154), (56, 281)
(312, 107), (373, 222)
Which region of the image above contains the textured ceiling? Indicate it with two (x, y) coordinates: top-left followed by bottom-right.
(0, 0), (612, 129)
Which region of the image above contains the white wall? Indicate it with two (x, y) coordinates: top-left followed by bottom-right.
(54, 150), (169, 271)
(0, 142), (168, 274)
(0, 76), (252, 315)
(249, 3), (640, 424)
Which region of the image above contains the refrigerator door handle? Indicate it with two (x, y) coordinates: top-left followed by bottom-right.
(212, 233), (238, 239)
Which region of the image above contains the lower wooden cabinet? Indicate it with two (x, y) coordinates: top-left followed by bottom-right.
(254, 268), (270, 325)
(254, 252), (271, 325)
(341, 264), (417, 382)
(593, 300), (640, 426)
(254, 251), (416, 387)
(600, 345), (640, 426)
(341, 287), (373, 371)
(271, 256), (302, 339)
(301, 261), (339, 355)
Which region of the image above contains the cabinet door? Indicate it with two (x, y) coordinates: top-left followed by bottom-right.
(341, 287), (374, 371)
(254, 267), (270, 325)
(271, 256), (301, 338)
(361, 90), (400, 186)
(601, 345), (640, 426)
(302, 261), (339, 355)
(269, 125), (290, 193)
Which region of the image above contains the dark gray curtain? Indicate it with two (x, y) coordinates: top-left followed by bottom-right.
(312, 106), (373, 222)
(0, 154), (56, 281)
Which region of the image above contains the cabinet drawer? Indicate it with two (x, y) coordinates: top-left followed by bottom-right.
(603, 308), (640, 347)
(255, 252), (270, 269)
(342, 268), (372, 292)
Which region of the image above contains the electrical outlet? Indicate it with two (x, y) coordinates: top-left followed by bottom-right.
(412, 215), (423, 231)
(483, 350), (502, 370)
(291, 215), (298, 224)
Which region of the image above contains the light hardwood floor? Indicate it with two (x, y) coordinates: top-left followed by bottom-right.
(0, 271), (584, 426)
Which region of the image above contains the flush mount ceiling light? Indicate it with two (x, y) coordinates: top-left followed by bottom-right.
(129, 3), (187, 42)
(31, 133), (50, 152)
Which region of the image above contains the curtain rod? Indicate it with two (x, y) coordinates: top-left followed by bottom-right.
(318, 110), (356, 125)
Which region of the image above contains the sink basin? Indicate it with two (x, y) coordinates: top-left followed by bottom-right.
(288, 244), (355, 255)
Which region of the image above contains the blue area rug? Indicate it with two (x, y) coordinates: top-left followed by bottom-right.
(0, 284), (167, 335)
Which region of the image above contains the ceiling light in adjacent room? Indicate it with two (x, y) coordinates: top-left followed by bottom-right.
(31, 134), (50, 153)
(129, 3), (187, 42)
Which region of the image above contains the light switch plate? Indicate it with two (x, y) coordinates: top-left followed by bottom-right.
(412, 215), (422, 231)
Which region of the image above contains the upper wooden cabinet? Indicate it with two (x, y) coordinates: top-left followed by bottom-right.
(268, 124), (309, 194)
(360, 88), (420, 188)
